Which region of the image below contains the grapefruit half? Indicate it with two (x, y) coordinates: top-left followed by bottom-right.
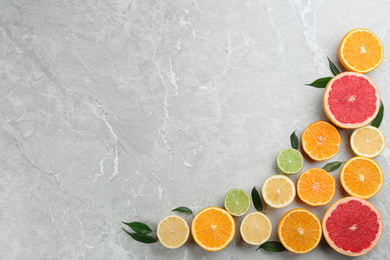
(322, 197), (382, 257)
(323, 72), (380, 129)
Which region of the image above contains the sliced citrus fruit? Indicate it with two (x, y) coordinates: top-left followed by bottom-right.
(191, 207), (235, 251)
(351, 126), (385, 158)
(262, 175), (295, 208)
(224, 189), (251, 217)
(301, 121), (341, 161)
(240, 212), (272, 246)
(278, 208), (322, 254)
(276, 148), (304, 174)
(340, 156), (383, 199)
(339, 28), (384, 73)
(323, 72), (380, 129)
(296, 168), (336, 206)
(157, 215), (190, 249)
(322, 197), (382, 256)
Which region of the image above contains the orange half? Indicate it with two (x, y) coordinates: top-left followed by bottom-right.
(301, 121), (341, 161)
(278, 208), (322, 254)
(191, 207), (235, 251)
(339, 28), (384, 73)
(340, 157), (383, 199)
(297, 168), (336, 206)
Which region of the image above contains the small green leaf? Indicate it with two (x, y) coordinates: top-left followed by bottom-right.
(122, 221), (152, 234)
(251, 187), (263, 212)
(256, 241), (285, 252)
(372, 100), (384, 128)
(172, 206), (193, 214)
(322, 161), (343, 172)
(305, 77), (333, 88)
(290, 130), (299, 150)
(122, 228), (158, 243)
(328, 57), (341, 76)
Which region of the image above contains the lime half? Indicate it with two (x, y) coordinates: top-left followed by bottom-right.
(224, 189), (251, 216)
(277, 148), (304, 174)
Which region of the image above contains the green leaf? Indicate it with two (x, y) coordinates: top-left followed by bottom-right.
(372, 100), (384, 128)
(328, 57), (341, 76)
(122, 228), (158, 243)
(122, 221), (152, 234)
(290, 130), (299, 150)
(256, 241), (285, 252)
(322, 161), (343, 172)
(251, 187), (263, 212)
(172, 206), (193, 214)
(305, 77), (333, 88)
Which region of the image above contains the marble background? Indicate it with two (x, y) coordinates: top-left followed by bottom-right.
(1, 0), (389, 259)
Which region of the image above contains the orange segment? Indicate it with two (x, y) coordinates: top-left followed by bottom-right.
(191, 207), (235, 251)
(278, 208), (322, 254)
(297, 168), (336, 206)
(302, 121), (341, 161)
(339, 28), (383, 73)
(340, 157), (383, 199)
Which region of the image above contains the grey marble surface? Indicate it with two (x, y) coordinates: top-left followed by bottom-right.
(1, 0), (390, 259)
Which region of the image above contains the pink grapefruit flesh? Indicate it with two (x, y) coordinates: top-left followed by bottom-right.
(322, 197), (382, 257)
(323, 72), (380, 129)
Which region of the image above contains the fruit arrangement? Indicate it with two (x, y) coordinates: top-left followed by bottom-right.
(122, 28), (385, 257)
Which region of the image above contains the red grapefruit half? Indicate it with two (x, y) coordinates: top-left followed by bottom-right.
(323, 72), (380, 129)
(322, 197), (382, 257)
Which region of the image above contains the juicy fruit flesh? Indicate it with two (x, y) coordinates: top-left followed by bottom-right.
(224, 189), (250, 216)
(240, 212), (272, 245)
(340, 29), (383, 73)
(192, 207), (235, 251)
(328, 75), (377, 124)
(297, 168), (335, 206)
(323, 198), (382, 256)
(341, 157), (383, 199)
(263, 176), (295, 208)
(277, 148), (304, 174)
(351, 126), (385, 157)
(279, 209), (322, 253)
(158, 216), (189, 248)
(302, 121), (341, 161)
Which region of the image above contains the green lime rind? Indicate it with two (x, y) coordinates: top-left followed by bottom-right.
(277, 148), (304, 175)
(224, 189), (251, 217)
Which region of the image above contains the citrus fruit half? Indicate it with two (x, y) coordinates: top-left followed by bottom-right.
(191, 207), (235, 251)
(339, 28), (384, 73)
(224, 189), (251, 217)
(157, 215), (190, 249)
(340, 156), (383, 199)
(262, 175), (295, 208)
(278, 208), (322, 254)
(322, 197), (383, 256)
(351, 126), (385, 158)
(240, 212), (272, 246)
(276, 148), (304, 174)
(323, 72), (380, 129)
(301, 121), (341, 161)
(296, 168), (336, 206)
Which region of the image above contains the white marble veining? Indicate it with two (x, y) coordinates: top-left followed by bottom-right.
(1, 0), (390, 259)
